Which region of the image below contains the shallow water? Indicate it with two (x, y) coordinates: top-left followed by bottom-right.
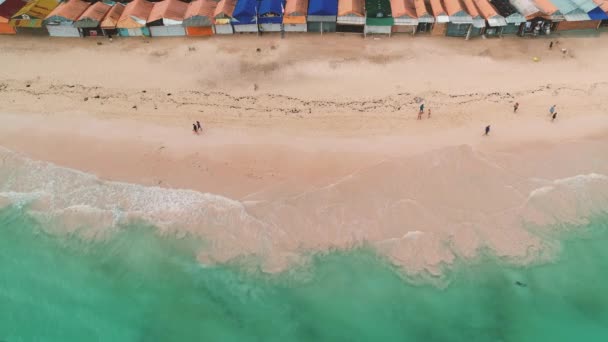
(1, 206), (608, 341)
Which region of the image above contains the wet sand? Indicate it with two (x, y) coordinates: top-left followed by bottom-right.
(1, 35), (607, 274)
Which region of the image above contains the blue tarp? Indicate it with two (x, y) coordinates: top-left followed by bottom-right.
(232, 0), (257, 25)
(588, 7), (608, 20)
(258, 0), (285, 24)
(308, 0), (338, 16)
(258, 0), (284, 23)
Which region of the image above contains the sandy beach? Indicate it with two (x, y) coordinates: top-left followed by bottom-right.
(1, 34), (608, 274)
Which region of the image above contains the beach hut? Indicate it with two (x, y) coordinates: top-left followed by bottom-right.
(462, 0), (485, 37)
(336, 0), (365, 33)
(213, 0), (236, 34)
(598, 1), (608, 27)
(390, 0), (418, 34)
(443, 0), (472, 37)
(551, 0), (600, 31)
(147, 0), (187, 37)
(116, 0), (153, 36)
(283, 0), (307, 32)
(521, 0), (562, 35)
(0, 0), (28, 34)
(588, 1), (608, 23)
(44, 0), (90, 37)
(307, 0), (338, 32)
(473, 0), (506, 36)
(9, 0), (59, 32)
(232, 0), (257, 32)
(365, 0), (393, 35)
(429, 0), (449, 35)
(414, 0), (435, 32)
(487, 0), (526, 35)
(99, 2), (124, 36)
(182, 0), (218, 36)
(74, 1), (113, 37)
(258, 0), (285, 32)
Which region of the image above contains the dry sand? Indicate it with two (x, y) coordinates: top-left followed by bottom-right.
(1, 34), (607, 274)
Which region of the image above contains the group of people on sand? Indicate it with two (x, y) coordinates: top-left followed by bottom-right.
(192, 121), (202, 134)
(417, 103), (431, 120)
(484, 103), (558, 136)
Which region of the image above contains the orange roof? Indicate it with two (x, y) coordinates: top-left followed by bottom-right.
(532, 0), (559, 15)
(599, 1), (608, 12)
(391, 0), (418, 18)
(77, 1), (112, 22)
(285, 0), (307, 16)
(100, 3), (124, 28)
(414, 0), (431, 17)
(117, 0), (153, 27)
(46, 0), (89, 21)
(338, 0), (365, 16)
(184, 0), (218, 20)
(443, 0), (465, 16)
(429, 0), (447, 15)
(461, 0), (479, 16)
(473, 0), (497, 18)
(213, 0), (236, 18)
(148, 0), (188, 22)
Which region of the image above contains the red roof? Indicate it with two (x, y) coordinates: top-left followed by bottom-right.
(0, 0), (29, 18)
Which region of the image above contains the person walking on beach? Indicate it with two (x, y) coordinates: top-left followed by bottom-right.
(552, 112), (557, 122)
(196, 121), (202, 132)
(513, 102), (519, 113)
(549, 41), (553, 50)
(484, 125), (491, 136)
(419, 103), (425, 114)
(549, 105), (556, 115)
(193, 123), (198, 134)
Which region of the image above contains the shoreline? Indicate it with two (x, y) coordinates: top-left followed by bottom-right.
(1, 35), (608, 274)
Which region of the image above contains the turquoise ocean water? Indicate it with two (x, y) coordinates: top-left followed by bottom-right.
(1, 206), (608, 341)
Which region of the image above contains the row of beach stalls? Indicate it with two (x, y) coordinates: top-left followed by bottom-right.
(1, 0), (608, 38)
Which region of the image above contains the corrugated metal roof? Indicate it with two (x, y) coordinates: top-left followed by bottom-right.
(308, 0), (337, 16)
(0, 0), (28, 19)
(366, 0), (393, 17)
(338, 0), (365, 16)
(588, 6), (608, 18)
(214, 0), (236, 18)
(184, 0), (218, 20)
(509, 0), (542, 18)
(472, 17), (486, 25)
(462, 0), (480, 17)
(117, 0), (153, 28)
(488, 16), (507, 24)
(100, 3), (124, 28)
(45, 0), (89, 22)
(474, 0), (497, 17)
(429, 0), (447, 15)
(148, 0), (188, 23)
(285, 0), (307, 16)
(77, 2), (111, 23)
(563, 11), (590, 19)
(75, 1), (111, 27)
(570, 0), (598, 12)
(532, 0), (560, 15)
(391, 0), (418, 18)
(11, 0), (59, 20)
(443, 0), (465, 15)
(550, 0), (581, 13)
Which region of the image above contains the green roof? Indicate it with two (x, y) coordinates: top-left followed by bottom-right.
(366, 17), (394, 26)
(365, 0), (392, 19)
